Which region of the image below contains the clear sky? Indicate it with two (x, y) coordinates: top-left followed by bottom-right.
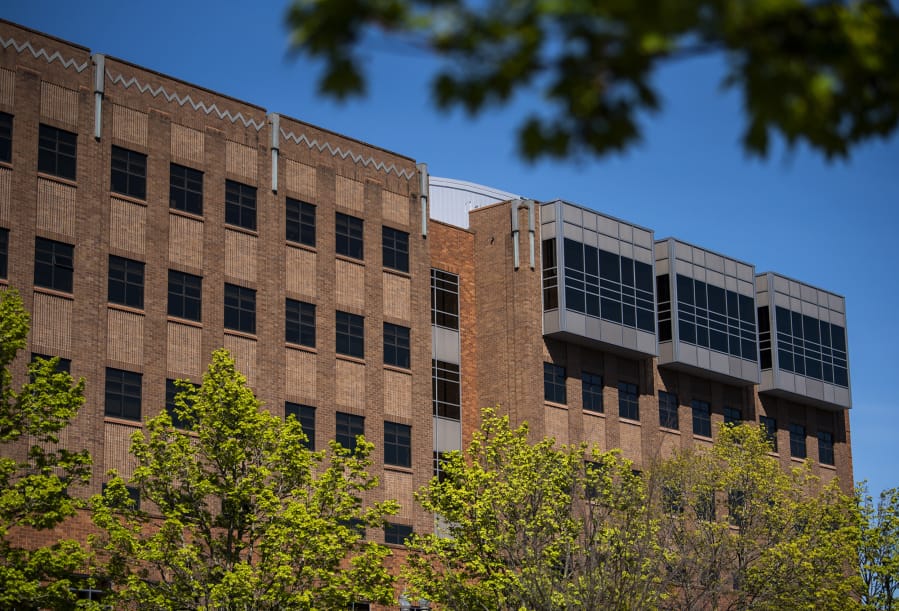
(5, 0), (897, 496)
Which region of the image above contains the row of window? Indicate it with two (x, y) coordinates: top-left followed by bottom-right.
(7, 120), (410, 268)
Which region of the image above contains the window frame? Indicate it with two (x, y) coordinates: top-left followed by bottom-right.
(168, 270), (202, 322)
(543, 362), (567, 404)
(34, 237), (74, 293)
(108, 255), (145, 309)
(110, 145), (147, 200)
(335, 411), (364, 452)
(224, 283), (256, 334)
(817, 430), (834, 466)
(659, 390), (679, 430)
(286, 402), (316, 450)
(336, 212), (364, 260)
(789, 423), (807, 459)
(581, 371), (603, 413)
(691, 399), (711, 437)
(38, 123), (77, 180)
(382, 226), (409, 272)
(169, 163), (203, 215)
(0, 227), (8, 279)
(384, 421), (412, 468)
(384, 522), (413, 546)
(383, 322), (410, 368)
(433, 359), (461, 420)
(225, 179), (257, 231)
(165, 378), (195, 430)
(105, 367), (142, 421)
(723, 406), (742, 426)
(286, 197), (315, 246)
(618, 381), (639, 421)
(0, 112), (12, 164)
(336, 311), (364, 359)
(285, 299), (316, 347)
(760, 416), (778, 452)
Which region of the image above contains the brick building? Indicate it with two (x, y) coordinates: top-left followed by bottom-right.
(0, 15), (852, 571)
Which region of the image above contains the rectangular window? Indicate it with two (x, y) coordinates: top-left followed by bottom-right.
(31, 353), (71, 374)
(165, 379), (194, 430)
(336, 213), (364, 259)
(433, 359), (461, 420)
(723, 406), (741, 425)
(544, 362), (567, 404)
(336, 311), (364, 358)
(789, 423), (807, 459)
(382, 226), (409, 272)
(225, 179), (257, 231)
(384, 522), (413, 545)
(286, 197), (315, 246)
(34, 237), (74, 293)
(169, 163), (203, 215)
(659, 391), (679, 430)
(618, 381), (639, 421)
(431, 269), (459, 329)
(286, 299), (316, 347)
(691, 399), (711, 437)
(286, 402), (316, 450)
(224, 283), (256, 334)
(336, 411), (364, 452)
(108, 255), (144, 309)
(581, 372), (603, 413)
(38, 124), (76, 180)
(0, 227), (8, 279)
(384, 421), (412, 467)
(105, 368), (142, 421)
(760, 416), (778, 451)
(168, 270), (202, 322)
(818, 430), (834, 466)
(110, 146), (147, 199)
(0, 112), (12, 164)
(384, 323), (410, 368)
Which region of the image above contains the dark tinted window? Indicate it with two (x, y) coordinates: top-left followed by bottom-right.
(170, 163), (203, 215)
(382, 226), (409, 272)
(336, 213), (363, 259)
(168, 270), (202, 321)
(789, 423), (806, 459)
(165, 379), (195, 430)
(110, 146), (146, 199)
(108, 255), (144, 309)
(384, 421), (411, 467)
(34, 237), (73, 292)
(384, 522), (413, 545)
(224, 283), (256, 334)
(659, 391), (679, 430)
(286, 198), (315, 246)
(38, 124), (76, 180)
(817, 430), (834, 466)
(0, 112), (11, 163)
(691, 399), (711, 437)
(544, 362), (566, 404)
(336, 412), (364, 451)
(431, 269), (459, 329)
(336, 311), (364, 358)
(723, 406), (741, 425)
(384, 322), (410, 368)
(225, 180), (256, 231)
(0, 227), (8, 279)
(286, 299), (315, 347)
(618, 381), (639, 420)
(760, 416), (778, 452)
(286, 402), (316, 449)
(433, 360), (460, 420)
(581, 372), (603, 413)
(105, 368), (142, 421)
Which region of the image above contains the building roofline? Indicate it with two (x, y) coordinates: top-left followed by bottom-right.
(654, 236), (757, 270)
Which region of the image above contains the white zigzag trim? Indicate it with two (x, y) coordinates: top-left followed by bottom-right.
(0, 35), (89, 72)
(106, 70), (265, 131)
(280, 128), (415, 179)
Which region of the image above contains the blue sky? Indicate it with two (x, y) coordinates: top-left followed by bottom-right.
(6, 0), (897, 496)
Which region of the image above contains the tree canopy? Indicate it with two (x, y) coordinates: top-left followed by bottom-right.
(286, 0), (899, 161)
(0, 288), (94, 609)
(93, 349), (399, 610)
(403, 407), (862, 610)
(858, 483), (899, 609)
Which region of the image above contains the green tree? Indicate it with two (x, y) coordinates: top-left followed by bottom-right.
(286, 0), (899, 161)
(858, 483), (899, 609)
(651, 423), (862, 610)
(92, 349), (398, 610)
(403, 407), (662, 610)
(0, 288), (94, 609)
